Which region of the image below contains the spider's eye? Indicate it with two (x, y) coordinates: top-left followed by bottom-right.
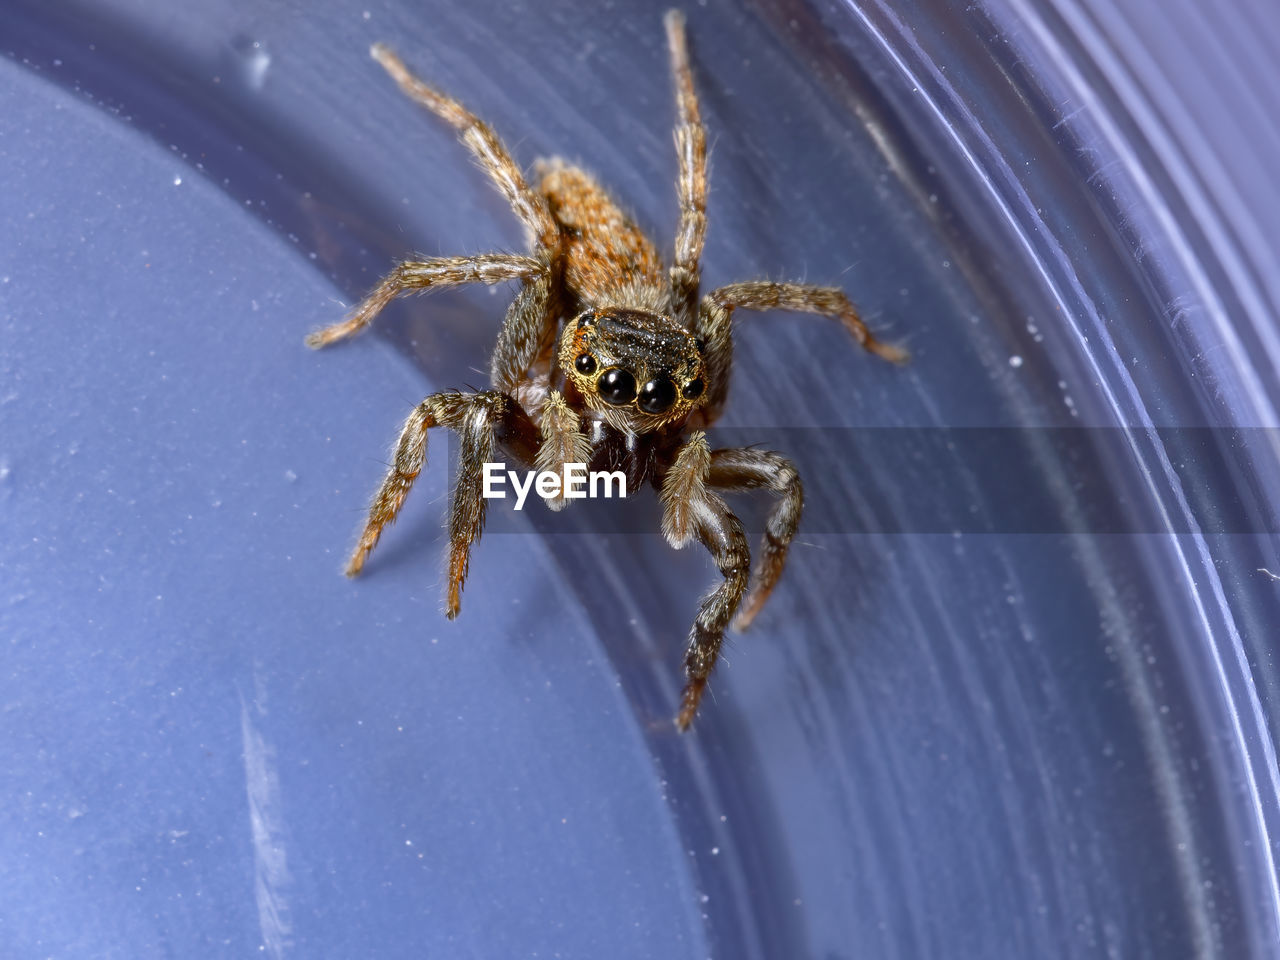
(574, 353), (597, 375)
(638, 376), (677, 414)
(682, 377), (705, 400)
(577, 313), (596, 329)
(597, 368), (637, 406)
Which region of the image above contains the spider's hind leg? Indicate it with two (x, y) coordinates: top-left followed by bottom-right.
(664, 10), (707, 326)
(310, 46), (566, 350)
(371, 44), (560, 251)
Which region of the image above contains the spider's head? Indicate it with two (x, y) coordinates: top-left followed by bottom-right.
(559, 308), (707, 432)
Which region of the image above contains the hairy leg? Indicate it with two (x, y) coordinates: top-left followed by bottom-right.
(489, 259), (562, 396)
(306, 254), (543, 348)
(663, 11), (707, 327)
(708, 447), (803, 630)
(660, 433), (751, 730)
(371, 44), (560, 250)
(311, 50), (565, 354)
(696, 281), (908, 418)
(345, 390), (539, 619)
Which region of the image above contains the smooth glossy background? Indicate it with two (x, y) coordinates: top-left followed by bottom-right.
(4, 1), (1279, 958)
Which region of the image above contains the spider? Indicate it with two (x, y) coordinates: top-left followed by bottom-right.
(307, 11), (904, 731)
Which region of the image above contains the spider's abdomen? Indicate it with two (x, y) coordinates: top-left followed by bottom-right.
(535, 159), (666, 308)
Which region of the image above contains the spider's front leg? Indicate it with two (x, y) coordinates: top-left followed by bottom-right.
(696, 281), (908, 419)
(707, 447), (803, 630)
(346, 390), (538, 619)
(661, 433), (751, 731)
(486, 255), (584, 509)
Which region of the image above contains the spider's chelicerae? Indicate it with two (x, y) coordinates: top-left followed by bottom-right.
(308, 12), (904, 730)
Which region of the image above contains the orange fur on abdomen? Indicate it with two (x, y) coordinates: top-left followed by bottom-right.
(536, 159), (667, 310)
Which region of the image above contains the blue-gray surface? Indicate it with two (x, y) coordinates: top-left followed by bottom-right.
(0, 46), (698, 959)
(3, 1), (1280, 959)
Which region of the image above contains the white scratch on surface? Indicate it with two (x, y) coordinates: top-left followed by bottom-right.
(241, 671), (293, 958)
(1257, 568), (1280, 582)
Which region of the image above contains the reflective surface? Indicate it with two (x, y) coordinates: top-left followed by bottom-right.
(4, 1), (1279, 957)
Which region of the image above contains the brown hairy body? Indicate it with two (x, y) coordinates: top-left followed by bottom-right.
(307, 12), (904, 730)
(538, 161), (667, 310)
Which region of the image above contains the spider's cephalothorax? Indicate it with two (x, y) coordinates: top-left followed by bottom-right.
(560, 309), (707, 434)
(307, 11), (905, 731)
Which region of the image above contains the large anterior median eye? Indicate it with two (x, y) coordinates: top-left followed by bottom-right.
(638, 376), (677, 414)
(598, 368), (637, 405)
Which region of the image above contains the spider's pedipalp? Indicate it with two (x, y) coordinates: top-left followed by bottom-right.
(534, 390), (591, 511)
(659, 430), (712, 548)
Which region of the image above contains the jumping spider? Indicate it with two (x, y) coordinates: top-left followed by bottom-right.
(308, 12), (904, 730)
